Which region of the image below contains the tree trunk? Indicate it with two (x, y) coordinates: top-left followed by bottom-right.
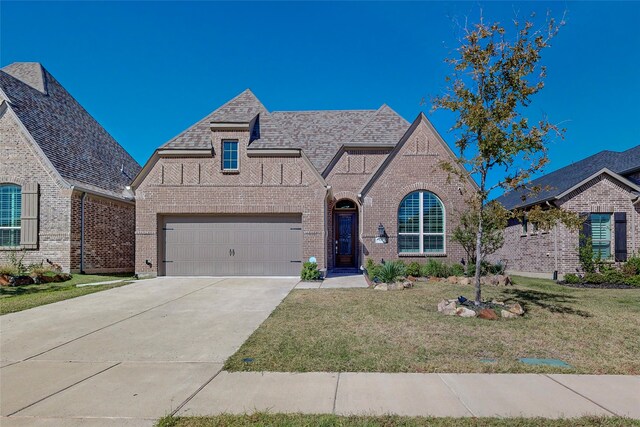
(474, 202), (483, 304)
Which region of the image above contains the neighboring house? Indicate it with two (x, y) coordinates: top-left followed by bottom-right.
(492, 145), (640, 278)
(133, 89), (477, 277)
(0, 62), (141, 273)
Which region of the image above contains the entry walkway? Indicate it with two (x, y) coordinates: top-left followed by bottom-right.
(177, 371), (640, 419)
(295, 272), (369, 289)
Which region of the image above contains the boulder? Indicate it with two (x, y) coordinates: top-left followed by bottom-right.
(501, 309), (519, 319)
(374, 283), (388, 291)
(458, 277), (471, 286)
(491, 299), (505, 306)
(401, 280), (414, 289)
(406, 275), (417, 282)
(456, 307), (477, 318)
(0, 274), (12, 286)
(477, 308), (498, 320)
(447, 276), (458, 284)
(496, 275), (512, 286)
(507, 302), (524, 315)
(437, 299), (457, 315)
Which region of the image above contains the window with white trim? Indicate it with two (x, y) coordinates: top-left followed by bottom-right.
(398, 191), (445, 254)
(0, 184), (21, 247)
(222, 140), (239, 171)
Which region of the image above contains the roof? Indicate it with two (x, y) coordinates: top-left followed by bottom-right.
(0, 62), (141, 198)
(495, 145), (640, 209)
(160, 89), (410, 172)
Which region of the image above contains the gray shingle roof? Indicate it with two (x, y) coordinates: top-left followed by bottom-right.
(161, 89), (410, 172)
(0, 62), (141, 197)
(495, 145), (640, 209)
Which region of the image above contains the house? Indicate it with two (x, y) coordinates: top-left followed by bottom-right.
(492, 145), (640, 278)
(132, 89), (477, 277)
(0, 62), (141, 273)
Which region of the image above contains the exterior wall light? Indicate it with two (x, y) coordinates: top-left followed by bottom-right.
(375, 223), (388, 244)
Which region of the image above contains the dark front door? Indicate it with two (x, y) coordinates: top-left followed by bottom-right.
(335, 212), (357, 268)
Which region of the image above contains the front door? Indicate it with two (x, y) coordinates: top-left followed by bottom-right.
(335, 212), (357, 268)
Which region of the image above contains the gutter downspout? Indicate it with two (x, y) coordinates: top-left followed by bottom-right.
(545, 201), (559, 278)
(80, 192), (87, 274)
(632, 196), (640, 254)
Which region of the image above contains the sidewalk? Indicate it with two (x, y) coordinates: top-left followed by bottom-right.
(177, 372), (640, 419)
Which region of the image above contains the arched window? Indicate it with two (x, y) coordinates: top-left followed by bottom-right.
(398, 191), (444, 254)
(0, 184), (21, 247)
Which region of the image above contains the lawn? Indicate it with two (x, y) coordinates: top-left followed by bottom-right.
(158, 414), (639, 427)
(224, 276), (640, 374)
(0, 274), (136, 315)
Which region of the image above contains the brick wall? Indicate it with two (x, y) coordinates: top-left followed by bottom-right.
(134, 129), (327, 277)
(363, 119), (475, 266)
(0, 108), (72, 271)
(70, 192), (136, 273)
(491, 174), (640, 276)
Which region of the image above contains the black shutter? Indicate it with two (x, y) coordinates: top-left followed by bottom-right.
(614, 212), (627, 262)
(579, 213), (591, 248)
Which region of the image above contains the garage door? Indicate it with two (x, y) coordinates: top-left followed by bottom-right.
(162, 215), (303, 276)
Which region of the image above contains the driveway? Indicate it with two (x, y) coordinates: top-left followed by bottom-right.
(0, 277), (298, 426)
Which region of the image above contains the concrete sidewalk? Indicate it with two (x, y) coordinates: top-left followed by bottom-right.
(177, 371), (640, 419)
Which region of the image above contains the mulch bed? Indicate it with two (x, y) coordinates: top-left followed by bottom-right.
(558, 281), (637, 290)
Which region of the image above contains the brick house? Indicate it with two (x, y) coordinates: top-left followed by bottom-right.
(133, 89), (477, 277)
(491, 146), (640, 278)
(0, 62), (141, 273)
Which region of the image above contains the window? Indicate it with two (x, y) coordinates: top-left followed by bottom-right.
(398, 191), (445, 254)
(222, 140), (239, 171)
(591, 213), (612, 259)
(336, 199), (356, 209)
(0, 184), (21, 247)
(521, 218), (528, 235)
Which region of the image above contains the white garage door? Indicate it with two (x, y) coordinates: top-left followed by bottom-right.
(162, 215), (303, 276)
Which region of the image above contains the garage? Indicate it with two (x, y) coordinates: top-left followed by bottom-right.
(162, 215), (303, 276)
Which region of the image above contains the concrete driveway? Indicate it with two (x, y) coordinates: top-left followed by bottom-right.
(0, 277), (298, 426)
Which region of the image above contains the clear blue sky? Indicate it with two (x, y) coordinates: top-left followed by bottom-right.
(2, 1), (639, 196)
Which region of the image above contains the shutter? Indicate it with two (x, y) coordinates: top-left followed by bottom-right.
(579, 213), (591, 248)
(614, 212), (627, 262)
(20, 182), (39, 249)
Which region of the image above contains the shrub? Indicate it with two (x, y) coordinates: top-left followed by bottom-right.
(300, 262), (322, 281)
(578, 235), (596, 273)
(28, 261), (52, 276)
(0, 264), (17, 276)
(406, 262), (421, 277)
(623, 275), (640, 287)
(624, 255), (640, 276)
(6, 251), (27, 276)
(378, 260), (406, 284)
(365, 258), (383, 281)
(450, 263), (465, 276)
(563, 273), (581, 284)
(583, 272), (606, 284)
(603, 269), (626, 284)
(421, 259), (443, 277)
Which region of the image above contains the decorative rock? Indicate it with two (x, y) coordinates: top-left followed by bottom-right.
(447, 276), (458, 284)
(0, 274), (11, 286)
(477, 308), (498, 320)
(437, 299), (457, 315)
(401, 280), (414, 289)
(501, 309), (519, 319)
(507, 302), (524, 315)
(458, 277), (471, 286)
(456, 307), (477, 317)
(9, 275), (34, 286)
(406, 275), (417, 282)
(496, 275), (513, 286)
(374, 283), (388, 291)
(491, 300), (505, 306)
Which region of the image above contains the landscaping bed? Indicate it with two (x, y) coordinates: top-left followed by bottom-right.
(224, 275), (640, 374)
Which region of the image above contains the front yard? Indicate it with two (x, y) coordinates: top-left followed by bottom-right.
(0, 274), (135, 315)
(225, 276), (640, 374)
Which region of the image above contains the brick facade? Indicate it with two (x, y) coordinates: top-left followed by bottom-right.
(134, 129), (328, 277)
(490, 174), (640, 277)
(0, 106), (136, 273)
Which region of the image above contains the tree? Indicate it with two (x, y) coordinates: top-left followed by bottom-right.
(432, 12), (566, 304)
(452, 200), (509, 265)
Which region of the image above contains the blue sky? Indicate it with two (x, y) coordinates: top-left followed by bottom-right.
(2, 1), (639, 196)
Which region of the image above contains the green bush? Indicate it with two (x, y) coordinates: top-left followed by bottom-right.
(0, 264), (17, 276)
(378, 260), (406, 284)
(450, 263), (465, 276)
(406, 262), (421, 277)
(603, 269), (626, 284)
(421, 259), (442, 277)
(563, 273), (581, 284)
(6, 251), (27, 276)
(624, 255), (640, 276)
(300, 262), (322, 281)
(365, 258), (383, 281)
(623, 275), (640, 287)
(578, 235), (596, 273)
(583, 272), (606, 284)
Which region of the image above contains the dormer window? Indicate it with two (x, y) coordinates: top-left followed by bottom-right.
(222, 140), (239, 171)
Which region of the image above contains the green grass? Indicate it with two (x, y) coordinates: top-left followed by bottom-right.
(224, 276), (640, 374)
(0, 274), (135, 315)
(157, 414), (639, 427)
